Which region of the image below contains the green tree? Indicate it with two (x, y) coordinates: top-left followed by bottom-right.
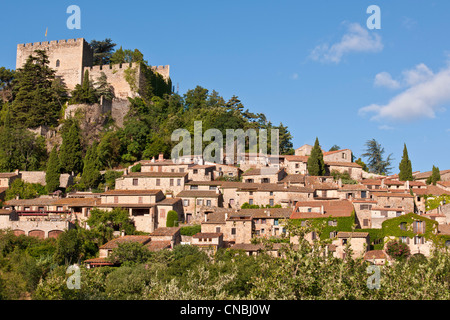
(81, 143), (101, 190)
(0, 67), (15, 104)
(110, 47), (146, 65)
(329, 145), (341, 152)
(87, 208), (136, 237)
(355, 158), (369, 172)
(166, 210), (179, 227)
(59, 119), (83, 174)
(53, 229), (83, 265)
(11, 50), (67, 128)
(90, 38), (116, 65)
(307, 137), (326, 176)
(45, 146), (61, 193)
(108, 242), (151, 265)
(5, 179), (47, 201)
(94, 72), (114, 101)
(398, 144), (413, 181)
(362, 139), (393, 175)
(385, 240), (410, 261)
(70, 70), (98, 105)
(426, 166), (441, 185)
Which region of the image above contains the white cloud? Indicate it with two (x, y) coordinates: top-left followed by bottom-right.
(374, 64), (434, 90)
(378, 124), (395, 131)
(360, 65), (450, 121)
(291, 73), (299, 80)
(310, 23), (383, 64)
(374, 72), (401, 89)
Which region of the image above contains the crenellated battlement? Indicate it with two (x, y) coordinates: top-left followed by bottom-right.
(18, 38), (87, 49)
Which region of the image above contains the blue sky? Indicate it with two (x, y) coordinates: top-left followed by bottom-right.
(1, 0), (449, 173)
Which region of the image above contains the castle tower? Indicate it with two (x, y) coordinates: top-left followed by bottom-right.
(16, 38), (93, 90)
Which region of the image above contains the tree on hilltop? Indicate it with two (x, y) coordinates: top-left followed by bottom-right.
(362, 139), (393, 175)
(398, 144), (413, 181)
(307, 138), (326, 176)
(46, 146), (61, 193)
(90, 38), (116, 65)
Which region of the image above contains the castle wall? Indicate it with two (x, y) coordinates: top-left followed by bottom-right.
(16, 38), (93, 91)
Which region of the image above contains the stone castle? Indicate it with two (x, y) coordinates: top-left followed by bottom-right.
(16, 38), (170, 126)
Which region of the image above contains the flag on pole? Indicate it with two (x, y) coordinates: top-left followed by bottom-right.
(45, 27), (48, 37)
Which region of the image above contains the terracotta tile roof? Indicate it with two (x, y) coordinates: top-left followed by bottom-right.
(370, 192), (413, 198)
(437, 181), (450, 188)
(305, 177), (338, 190)
(186, 180), (224, 186)
(371, 207), (405, 212)
(157, 198), (182, 205)
(238, 183), (313, 193)
(53, 198), (101, 207)
(193, 232), (223, 238)
(408, 181), (427, 186)
(411, 186), (450, 196)
(364, 250), (388, 260)
(150, 227), (181, 237)
(100, 235), (152, 250)
(0, 209), (13, 215)
(239, 208), (292, 219)
(384, 180), (404, 185)
(337, 231), (369, 238)
(284, 155), (309, 162)
(140, 160), (177, 166)
(191, 165), (216, 169)
(290, 200), (354, 219)
(414, 169), (450, 180)
(145, 240), (172, 251)
(0, 172), (19, 178)
(176, 190), (220, 198)
(326, 161), (362, 168)
(323, 149), (351, 156)
(339, 184), (368, 191)
(0, 187), (8, 194)
(360, 179), (382, 185)
(125, 172), (188, 178)
(5, 197), (58, 206)
(230, 243), (264, 251)
(242, 168), (281, 176)
(102, 189), (162, 196)
(279, 174), (306, 184)
(203, 209), (232, 224)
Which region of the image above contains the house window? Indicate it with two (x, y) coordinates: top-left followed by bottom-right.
(249, 199), (254, 205)
(216, 227), (221, 233)
(230, 199), (235, 205)
(261, 228), (265, 234)
(183, 199), (189, 207)
(400, 236), (409, 244)
(231, 228), (236, 235)
(361, 191), (367, 198)
(170, 179), (174, 187)
(330, 231), (338, 238)
(56, 59), (60, 67)
(249, 191), (254, 196)
(197, 199), (203, 206)
(133, 179), (138, 186)
(177, 179), (181, 186)
(262, 178), (269, 183)
(311, 232), (316, 240)
(206, 200), (212, 206)
(328, 220), (337, 227)
(156, 179), (161, 186)
(191, 185), (199, 190)
(414, 236), (424, 245)
(413, 221), (425, 234)
(193, 169), (198, 174)
(399, 222), (407, 231)
(363, 219), (369, 227)
(274, 219), (279, 226)
(209, 186), (216, 191)
(171, 169), (175, 172)
(342, 239), (348, 245)
(269, 199), (274, 207)
(261, 219), (266, 224)
(179, 168), (184, 173)
(160, 209), (166, 218)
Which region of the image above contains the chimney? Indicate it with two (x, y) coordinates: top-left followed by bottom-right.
(338, 178), (343, 188)
(15, 169), (20, 175)
(321, 205), (324, 214)
(405, 180), (410, 190)
(381, 178), (385, 189)
(151, 157), (155, 163)
(225, 212), (228, 220)
(158, 153), (164, 162)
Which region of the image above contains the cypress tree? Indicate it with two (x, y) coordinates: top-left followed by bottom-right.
(46, 146), (61, 193)
(81, 143), (101, 190)
(307, 137), (326, 176)
(427, 166), (441, 185)
(398, 144), (413, 181)
(59, 120), (83, 175)
(166, 210), (178, 227)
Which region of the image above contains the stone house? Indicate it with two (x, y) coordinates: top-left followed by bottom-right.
(0, 171), (20, 188)
(176, 190), (223, 224)
(370, 207), (407, 229)
(188, 165), (216, 181)
(364, 250), (392, 265)
(115, 171), (188, 195)
(191, 232), (224, 254)
(352, 199), (378, 229)
(209, 162), (242, 180)
(278, 174), (306, 187)
(294, 144), (314, 156)
(411, 185), (449, 214)
(323, 149), (352, 163)
(242, 168), (287, 184)
(326, 162), (363, 180)
(331, 231), (369, 259)
(283, 155), (309, 175)
(369, 192), (415, 214)
(245, 208), (291, 239)
(148, 227), (181, 248)
(413, 169), (450, 182)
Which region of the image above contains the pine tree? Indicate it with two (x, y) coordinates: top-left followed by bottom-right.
(307, 137), (326, 176)
(81, 143), (101, 190)
(398, 144), (413, 181)
(427, 166), (441, 185)
(70, 70), (98, 104)
(46, 146), (61, 193)
(59, 120), (83, 174)
(11, 50), (67, 128)
(362, 139), (393, 175)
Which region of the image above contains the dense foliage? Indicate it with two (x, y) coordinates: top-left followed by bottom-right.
(307, 137), (325, 176)
(362, 139), (393, 175)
